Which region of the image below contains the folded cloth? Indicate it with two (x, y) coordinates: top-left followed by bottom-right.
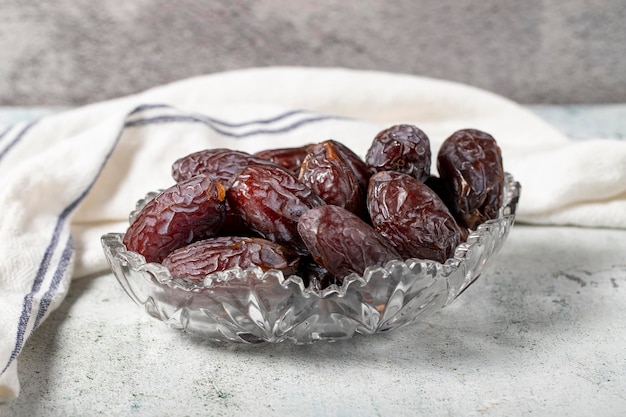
(1, 67), (625, 401)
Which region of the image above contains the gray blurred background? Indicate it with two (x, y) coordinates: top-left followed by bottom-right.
(1, 0), (625, 106)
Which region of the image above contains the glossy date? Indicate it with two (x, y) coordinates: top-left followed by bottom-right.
(297, 205), (400, 278)
(171, 148), (273, 183)
(326, 139), (371, 198)
(227, 163), (325, 255)
(436, 129), (504, 229)
(365, 124), (431, 182)
(123, 175), (226, 263)
(125, 124), (506, 287)
(254, 144), (315, 174)
(162, 236), (300, 282)
(298, 140), (363, 215)
(367, 171), (465, 263)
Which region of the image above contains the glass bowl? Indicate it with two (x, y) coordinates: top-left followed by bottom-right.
(101, 173), (520, 344)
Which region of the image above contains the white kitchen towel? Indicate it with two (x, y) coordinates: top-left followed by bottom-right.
(1, 67), (625, 401)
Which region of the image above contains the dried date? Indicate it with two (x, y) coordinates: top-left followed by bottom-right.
(171, 148), (273, 183)
(365, 124), (431, 182)
(298, 141), (363, 215)
(325, 140), (371, 198)
(123, 175), (226, 263)
(436, 129), (504, 229)
(126, 125), (506, 287)
(367, 171), (464, 263)
(227, 164), (325, 255)
(162, 236), (300, 283)
(297, 205), (400, 279)
(254, 144), (315, 174)
(171, 148), (278, 235)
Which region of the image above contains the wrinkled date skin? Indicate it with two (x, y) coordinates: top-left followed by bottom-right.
(367, 171), (465, 263)
(171, 148), (273, 183)
(227, 164), (326, 255)
(297, 205), (400, 279)
(326, 140), (371, 198)
(437, 129), (504, 229)
(298, 141), (363, 215)
(162, 236), (300, 283)
(171, 148), (276, 235)
(126, 125), (506, 290)
(365, 124), (431, 182)
(123, 175), (226, 263)
(254, 144), (316, 174)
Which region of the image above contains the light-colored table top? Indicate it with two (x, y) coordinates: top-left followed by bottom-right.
(1, 105), (625, 417)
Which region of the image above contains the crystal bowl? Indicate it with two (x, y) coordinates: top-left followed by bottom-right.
(101, 173), (520, 344)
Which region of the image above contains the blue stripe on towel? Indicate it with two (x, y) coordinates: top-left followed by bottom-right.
(128, 103), (170, 115)
(0, 125), (11, 142)
(0, 121), (37, 166)
(34, 236), (74, 328)
(199, 110), (306, 127)
(128, 105), (311, 128)
(185, 109), (311, 128)
(0, 120), (126, 377)
(124, 113), (345, 138)
(1, 104), (344, 377)
(2, 236), (73, 373)
(1, 216), (65, 373)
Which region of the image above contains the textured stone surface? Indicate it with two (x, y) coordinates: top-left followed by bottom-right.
(3, 224), (626, 416)
(1, 0), (625, 105)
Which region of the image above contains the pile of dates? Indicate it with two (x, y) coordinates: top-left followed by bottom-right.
(123, 125), (504, 290)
